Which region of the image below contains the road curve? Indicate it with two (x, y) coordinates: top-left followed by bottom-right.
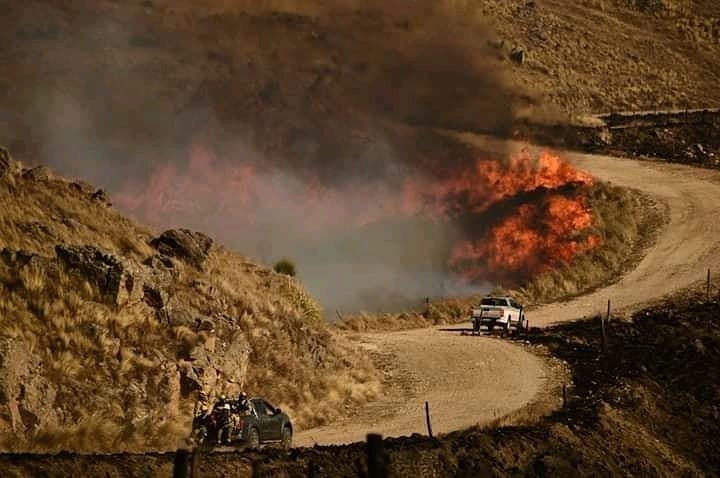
(297, 137), (720, 446)
(295, 329), (551, 447)
(457, 133), (720, 327)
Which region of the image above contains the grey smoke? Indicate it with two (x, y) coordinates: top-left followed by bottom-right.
(1, 0), (522, 313)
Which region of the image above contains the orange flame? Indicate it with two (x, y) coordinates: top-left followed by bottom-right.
(448, 194), (601, 282)
(400, 149), (593, 217)
(116, 144), (600, 284)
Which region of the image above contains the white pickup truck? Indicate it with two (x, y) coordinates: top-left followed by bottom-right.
(471, 296), (528, 334)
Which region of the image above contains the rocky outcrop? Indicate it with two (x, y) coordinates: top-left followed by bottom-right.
(55, 245), (141, 306)
(54, 245), (176, 308)
(0, 147), (21, 179)
(0, 339), (58, 434)
(149, 229), (213, 269)
(21, 166), (52, 182)
(181, 337), (250, 398)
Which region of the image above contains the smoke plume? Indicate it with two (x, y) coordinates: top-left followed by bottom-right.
(1, 1), (598, 312)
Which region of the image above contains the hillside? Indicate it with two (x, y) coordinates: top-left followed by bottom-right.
(1, 0), (718, 309)
(0, 0), (717, 465)
(3, 292), (718, 476)
(2, 0), (719, 162)
(0, 150), (380, 452)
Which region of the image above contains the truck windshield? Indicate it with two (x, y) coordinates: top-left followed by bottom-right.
(480, 298), (507, 307)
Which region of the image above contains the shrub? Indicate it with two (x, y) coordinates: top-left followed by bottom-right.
(273, 258), (297, 277)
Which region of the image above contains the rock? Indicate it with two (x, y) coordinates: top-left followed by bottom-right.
(143, 254), (175, 270)
(0, 146), (21, 178)
(0, 338), (58, 433)
(143, 284), (169, 309)
(16, 221), (54, 239)
(22, 166), (52, 182)
(196, 316), (216, 332)
(510, 47), (526, 64)
(69, 180), (95, 195)
(149, 229), (213, 268)
(55, 245), (173, 308)
(55, 245), (141, 306)
(91, 188), (112, 206)
(181, 335), (250, 398)
(54, 215), (83, 231)
(158, 307), (193, 328)
(0, 248), (59, 278)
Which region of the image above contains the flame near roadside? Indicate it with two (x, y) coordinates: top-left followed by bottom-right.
(116, 144), (600, 305)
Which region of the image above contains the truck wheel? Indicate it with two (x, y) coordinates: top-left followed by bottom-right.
(281, 426), (293, 449)
(247, 427), (260, 448)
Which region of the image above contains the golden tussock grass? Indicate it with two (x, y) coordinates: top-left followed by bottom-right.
(0, 171), (382, 450)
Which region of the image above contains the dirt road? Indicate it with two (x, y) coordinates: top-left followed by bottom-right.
(457, 133), (720, 326)
(297, 139), (720, 446)
(295, 328), (552, 447)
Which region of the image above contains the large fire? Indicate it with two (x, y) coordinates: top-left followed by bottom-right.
(117, 144), (600, 286)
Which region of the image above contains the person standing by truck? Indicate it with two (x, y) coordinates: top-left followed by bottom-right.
(214, 395), (233, 444)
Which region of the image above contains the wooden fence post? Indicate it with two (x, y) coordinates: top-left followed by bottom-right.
(601, 300), (610, 355)
(190, 448), (200, 478)
(707, 269), (711, 301)
(173, 449), (190, 478)
(367, 433), (388, 478)
(425, 401), (434, 438)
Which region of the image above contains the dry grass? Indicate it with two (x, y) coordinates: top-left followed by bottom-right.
(335, 183), (662, 332)
(0, 168), (381, 452)
(0, 171), (153, 260)
(335, 297), (475, 332)
(500, 183), (665, 306)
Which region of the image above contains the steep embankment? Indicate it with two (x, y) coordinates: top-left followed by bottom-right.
(0, 148), (380, 452)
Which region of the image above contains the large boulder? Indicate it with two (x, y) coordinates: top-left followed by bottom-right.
(55, 245), (142, 306)
(149, 229), (213, 269)
(55, 245), (177, 309)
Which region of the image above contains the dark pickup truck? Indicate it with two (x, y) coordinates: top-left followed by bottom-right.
(192, 397), (293, 449)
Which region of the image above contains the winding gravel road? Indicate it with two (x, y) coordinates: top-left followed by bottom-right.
(296, 137), (720, 447)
